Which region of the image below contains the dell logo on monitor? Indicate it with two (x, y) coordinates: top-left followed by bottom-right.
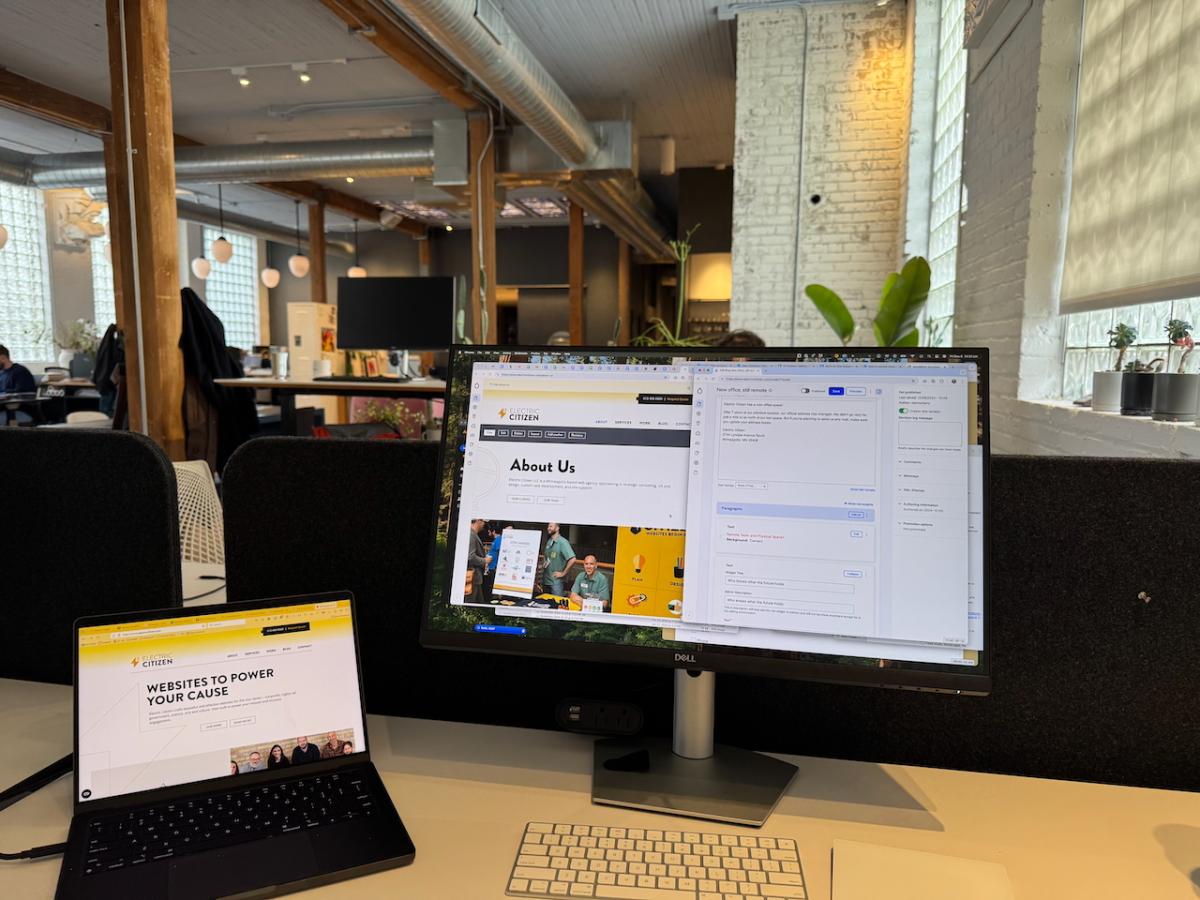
(674, 653), (698, 664)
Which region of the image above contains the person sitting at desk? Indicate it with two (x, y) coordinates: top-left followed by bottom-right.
(0, 344), (36, 394)
(291, 734), (322, 765)
(569, 555), (611, 611)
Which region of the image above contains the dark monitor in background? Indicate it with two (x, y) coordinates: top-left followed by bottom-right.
(336, 276), (457, 350)
(424, 345), (989, 825)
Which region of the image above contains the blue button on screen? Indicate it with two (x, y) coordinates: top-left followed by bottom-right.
(828, 387), (845, 396)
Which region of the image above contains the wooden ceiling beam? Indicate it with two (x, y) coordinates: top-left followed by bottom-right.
(0, 67), (112, 134)
(317, 0), (482, 112)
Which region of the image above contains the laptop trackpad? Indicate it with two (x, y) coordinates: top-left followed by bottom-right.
(167, 831), (318, 899)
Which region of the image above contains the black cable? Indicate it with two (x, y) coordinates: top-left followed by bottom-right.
(0, 842), (66, 861)
(0, 753), (72, 862)
(183, 579), (226, 603)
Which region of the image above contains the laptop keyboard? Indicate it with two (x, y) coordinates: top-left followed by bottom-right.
(83, 770), (378, 875)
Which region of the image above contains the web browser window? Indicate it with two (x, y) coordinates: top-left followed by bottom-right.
(76, 600), (365, 803)
(452, 363), (692, 629)
(683, 364), (972, 646)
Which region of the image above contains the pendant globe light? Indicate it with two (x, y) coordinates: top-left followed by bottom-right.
(287, 200), (309, 278)
(191, 255), (211, 279)
(211, 185), (233, 263)
(347, 219), (367, 278)
(260, 266), (281, 288)
(0, 224), (8, 250)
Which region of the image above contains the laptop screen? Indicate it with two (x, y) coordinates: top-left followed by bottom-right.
(76, 598), (367, 804)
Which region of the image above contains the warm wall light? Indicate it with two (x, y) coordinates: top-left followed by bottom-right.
(260, 267), (281, 288)
(191, 256), (211, 279)
(345, 176), (355, 184)
(445, 224), (454, 232)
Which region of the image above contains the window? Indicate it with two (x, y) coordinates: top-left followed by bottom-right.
(925, 0), (968, 347)
(1061, 299), (1200, 400)
(0, 182), (52, 361)
(91, 205), (117, 331)
(1061, 0), (1200, 311)
(201, 227), (259, 350)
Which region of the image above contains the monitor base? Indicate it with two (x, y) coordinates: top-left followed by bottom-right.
(591, 737), (797, 827)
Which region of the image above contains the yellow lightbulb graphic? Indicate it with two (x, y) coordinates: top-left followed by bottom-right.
(632, 553), (646, 574)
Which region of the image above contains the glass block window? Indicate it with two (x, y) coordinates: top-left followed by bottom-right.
(91, 205), (117, 330)
(0, 182), (53, 361)
(201, 227), (259, 350)
(925, 0), (968, 346)
(1061, 299), (1200, 400)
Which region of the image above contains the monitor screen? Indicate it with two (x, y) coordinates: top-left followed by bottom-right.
(423, 346), (989, 694)
(336, 276), (456, 350)
(75, 596), (367, 803)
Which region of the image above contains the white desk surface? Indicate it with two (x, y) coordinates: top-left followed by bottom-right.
(2, 677), (1198, 899)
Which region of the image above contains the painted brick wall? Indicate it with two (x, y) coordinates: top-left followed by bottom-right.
(731, 2), (909, 346)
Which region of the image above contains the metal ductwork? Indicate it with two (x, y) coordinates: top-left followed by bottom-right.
(388, 0), (598, 166)
(0, 138), (435, 189)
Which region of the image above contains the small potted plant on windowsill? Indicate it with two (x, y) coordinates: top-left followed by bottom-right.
(1120, 358), (1164, 416)
(1092, 323), (1136, 412)
(1151, 318), (1199, 423)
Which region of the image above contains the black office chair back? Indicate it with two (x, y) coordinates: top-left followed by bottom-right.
(0, 429), (182, 683)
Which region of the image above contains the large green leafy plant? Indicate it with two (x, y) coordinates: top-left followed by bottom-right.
(803, 257), (932, 347)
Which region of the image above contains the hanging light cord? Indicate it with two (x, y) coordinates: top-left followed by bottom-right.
(218, 184), (225, 236)
(354, 219), (360, 266)
(294, 201), (302, 254)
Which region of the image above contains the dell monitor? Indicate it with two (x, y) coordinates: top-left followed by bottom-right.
(423, 345), (989, 824)
(335, 276), (457, 351)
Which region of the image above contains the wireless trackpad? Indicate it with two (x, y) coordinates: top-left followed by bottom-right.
(167, 831), (319, 899)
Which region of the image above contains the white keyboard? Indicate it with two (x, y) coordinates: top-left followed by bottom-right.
(506, 821), (808, 899)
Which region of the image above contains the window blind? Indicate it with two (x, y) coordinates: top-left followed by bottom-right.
(1061, 0), (1200, 313)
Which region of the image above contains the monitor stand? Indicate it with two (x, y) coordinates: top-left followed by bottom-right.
(591, 670), (797, 826)
(386, 348), (413, 381)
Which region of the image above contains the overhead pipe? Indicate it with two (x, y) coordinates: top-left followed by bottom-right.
(387, 0), (599, 165)
(5, 137), (435, 189)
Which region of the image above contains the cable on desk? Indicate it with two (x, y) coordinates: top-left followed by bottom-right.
(0, 842), (65, 861)
(183, 578), (227, 603)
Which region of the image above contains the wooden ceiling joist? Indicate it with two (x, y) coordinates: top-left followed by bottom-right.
(0, 70), (425, 236)
(317, 0), (483, 112)
(0, 67), (112, 134)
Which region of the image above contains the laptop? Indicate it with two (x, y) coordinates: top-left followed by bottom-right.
(56, 592), (416, 899)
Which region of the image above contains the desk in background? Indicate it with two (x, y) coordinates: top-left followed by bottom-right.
(214, 377), (446, 435)
(2, 676), (1198, 898)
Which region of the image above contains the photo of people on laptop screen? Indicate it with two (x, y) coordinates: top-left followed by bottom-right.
(463, 518), (685, 619)
(229, 729), (356, 774)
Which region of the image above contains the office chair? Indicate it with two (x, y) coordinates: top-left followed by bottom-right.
(173, 460), (226, 565)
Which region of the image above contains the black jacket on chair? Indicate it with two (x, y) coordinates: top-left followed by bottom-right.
(180, 286), (258, 470)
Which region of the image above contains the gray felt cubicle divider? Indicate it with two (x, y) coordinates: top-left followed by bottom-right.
(221, 439), (1200, 793)
(0, 429), (182, 684)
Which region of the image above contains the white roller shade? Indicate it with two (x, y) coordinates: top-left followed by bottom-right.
(1061, 0), (1200, 313)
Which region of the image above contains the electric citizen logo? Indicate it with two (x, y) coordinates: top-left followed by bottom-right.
(498, 407), (540, 422)
(131, 653), (173, 669)
(674, 653), (698, 664)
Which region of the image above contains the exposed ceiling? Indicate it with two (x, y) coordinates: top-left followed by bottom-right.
(500, 0), (737, 170)
(0, 0), (737, 233)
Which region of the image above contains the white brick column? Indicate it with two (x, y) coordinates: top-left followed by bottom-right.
(731, 2), (909, 347)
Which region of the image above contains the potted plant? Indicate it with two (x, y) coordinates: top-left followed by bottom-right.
(1151, 318), (1199, 422)
(60, 318), (101, 377)
(1120, 358), (1163, 416)
(804, 256), (931, 347)
(354, 398), (427, 439)
(633, 224), (710, 347)
(1092, 323), (1135, 412)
